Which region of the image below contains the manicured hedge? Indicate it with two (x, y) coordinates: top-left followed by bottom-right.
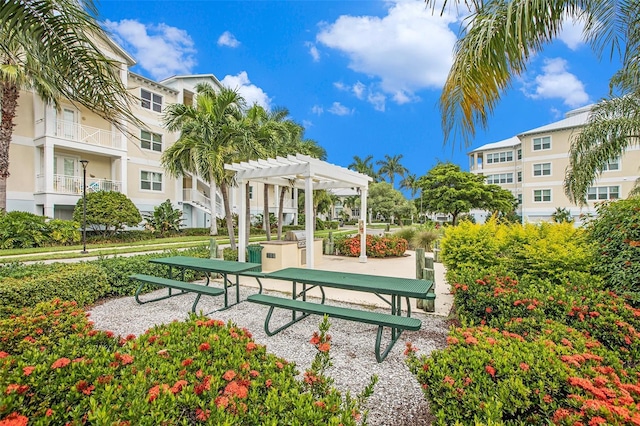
(0, 246), (210, 317)
(334, 234), (408, 258)
(0, 301), (372, 425)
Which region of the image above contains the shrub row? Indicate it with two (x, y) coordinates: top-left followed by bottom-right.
(0, 246), (209, 318)
(406, 217), (640, 425)
(334, 234), (408, 258)
(0, 211), (80, 249)
(0, 301), (371, 425)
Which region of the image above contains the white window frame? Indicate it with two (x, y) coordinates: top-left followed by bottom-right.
(533, 136), (551, 151)
(486, 173), (513, 184)
(140, 170), (163, 192)
(517, 171), (522, 182)
(486, 151), (514, 164)
(533, 163), (552, 177)
(517, 193), (522, 205)
(141, 89), (163, 113)
(601, 159), (620, 171)
(533, 189), (551, 202)
(517, 149), (522, 160)
(141, 130), (163, 152)
(587, 186), (620, 201)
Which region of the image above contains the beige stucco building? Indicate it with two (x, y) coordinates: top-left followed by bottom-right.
(469, 105), (640, 223)
(6, 38), (297, 228)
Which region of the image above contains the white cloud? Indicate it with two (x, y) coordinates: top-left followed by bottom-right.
(220, 72), (272, 110)
(302, 119), (313, 128)
(104, 19), (196, 80)
(558, 12), (585, 50)
(306, 42), (320, 61)
(368, 92), (387, 112)
(328, 102), (354, 116)
(352, 82), (366, 99)
(526, 58), (589, 107)
(316, 0), (459, 106)
(333, 82), (348, 91)
(311, 105), (324, 115)
(218, 31), (241, 48)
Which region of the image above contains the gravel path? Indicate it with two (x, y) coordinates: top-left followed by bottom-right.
(89, 281), (450, 425)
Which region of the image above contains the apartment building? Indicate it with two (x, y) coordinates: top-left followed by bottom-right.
(6, 37), (297, 228)
(469, 105), (640, 223)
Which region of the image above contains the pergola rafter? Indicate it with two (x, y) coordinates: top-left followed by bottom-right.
(225, 154), (372, 267)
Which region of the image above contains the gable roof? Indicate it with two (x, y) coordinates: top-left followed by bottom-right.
(518, 105), (592, 136)
(469, 136), (521, 154)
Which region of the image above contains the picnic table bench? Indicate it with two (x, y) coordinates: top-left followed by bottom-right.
(247, 267), (434, 362)
(130, 256), (263, 313)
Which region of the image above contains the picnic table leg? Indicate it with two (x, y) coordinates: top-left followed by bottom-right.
(262, 305), (310, 336)
(375, 325), (404, 363)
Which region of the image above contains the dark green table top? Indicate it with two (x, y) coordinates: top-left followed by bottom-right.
(150, 256), (262, 274)
(265, 267), (431, 298)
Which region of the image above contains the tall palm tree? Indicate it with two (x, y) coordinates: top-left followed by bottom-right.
(348, 155), (378, 181)
(376, 154), (407, 188)
(162, 83), (245, 249)
(0, 0), (140, 211)
(432, 0), (640, 202)
(399, 173), (419, 199)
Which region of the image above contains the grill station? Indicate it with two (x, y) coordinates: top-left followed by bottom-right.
(285, 230), (307, 248)
(259, 231), (322, 272)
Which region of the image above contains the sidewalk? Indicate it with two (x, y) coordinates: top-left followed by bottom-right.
(237, 251), (453, 317)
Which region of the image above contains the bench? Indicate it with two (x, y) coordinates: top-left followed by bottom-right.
(247, 293), (422, 362)
(131, 274), (225, 313)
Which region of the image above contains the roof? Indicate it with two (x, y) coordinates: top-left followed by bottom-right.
(469, 136), (521, 154)
(518, 105), (592, 136)
(225, 154), (372, 190)
(160, 74), (224, 90)
(128, 72), (179, 95)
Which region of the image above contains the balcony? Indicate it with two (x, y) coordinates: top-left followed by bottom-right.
(37, 119), (124, 150)
(183, 189), (223, 214)
(36, 174), (122, 194)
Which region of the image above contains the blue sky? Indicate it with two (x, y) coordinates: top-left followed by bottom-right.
(98, 0), (620, 185)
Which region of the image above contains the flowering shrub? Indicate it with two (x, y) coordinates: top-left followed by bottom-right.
(407, 320), (640, 425)
(407, 219), (640, 424)
(334, 234), (408, 258)
(0, 302), (371, 425)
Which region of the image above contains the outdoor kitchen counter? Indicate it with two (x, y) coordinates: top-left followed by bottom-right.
(259, 239), (323, 272)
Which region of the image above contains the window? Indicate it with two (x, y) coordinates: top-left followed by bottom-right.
(352, 208), (360, 217)
(517, 171), (522, 182)
(533, 136), (551, 151)
(602, 159), (620, 171)
(141, 89), (163, 113)
(533, 163), (551, 176)
(140, 171), (162, 191)
(141, 130), (162, 152)
(486, 151), (514, 164)
(533, 189), (551, 202)
(249, 186), (253, 200)
(517, 194), (522, 205)
(587, 186), (620, 201)
(517, 149), (522, 160)
(486, 173), (513, 184)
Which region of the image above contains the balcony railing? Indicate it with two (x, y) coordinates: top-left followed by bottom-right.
(36, 174), (122, 194)
(53, 120), (124, 149)
(182, 189), (223, 213)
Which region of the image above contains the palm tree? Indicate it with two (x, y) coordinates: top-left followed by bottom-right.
(400, 173), (419, 199)
(348, 155), (378, 181)
(0, 0), (140, 211)
(162, 83), (245, 249)
(376, 154), (407, 188)
(431, 0), (640, 202)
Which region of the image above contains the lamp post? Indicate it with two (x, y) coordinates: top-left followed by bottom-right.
(80, 160), (89, 254)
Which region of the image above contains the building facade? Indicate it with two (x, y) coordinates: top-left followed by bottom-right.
(6, 37), (297, 228)
(469, 106), (640, 223)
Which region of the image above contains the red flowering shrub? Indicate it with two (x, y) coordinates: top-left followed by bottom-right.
(407, 220), (640, 424)
(334, 234), (408, 258)
(0, 303), (369, 425)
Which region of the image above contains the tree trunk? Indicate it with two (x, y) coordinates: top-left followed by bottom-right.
(263, 183), (271, 241)
(208, 179), (218, 236)
(220, 182), (236, 250)
(0, 80), (19, 212)
(277, 186), (287, 240)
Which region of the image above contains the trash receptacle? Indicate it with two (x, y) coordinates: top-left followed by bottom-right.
(247, 244), (263, 264)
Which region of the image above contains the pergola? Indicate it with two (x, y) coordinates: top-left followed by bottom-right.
(225, 154), (372, 268)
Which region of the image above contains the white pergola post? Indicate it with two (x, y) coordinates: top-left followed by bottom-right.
(359, 187), (368, 263)
(238, 180), (247, 262)
(304, 175), (314, 268)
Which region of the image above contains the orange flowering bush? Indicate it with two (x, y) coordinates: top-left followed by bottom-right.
(334, 234), (408, 258)
(407, 220), (640, 425)
(0, 303), (369, 425)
